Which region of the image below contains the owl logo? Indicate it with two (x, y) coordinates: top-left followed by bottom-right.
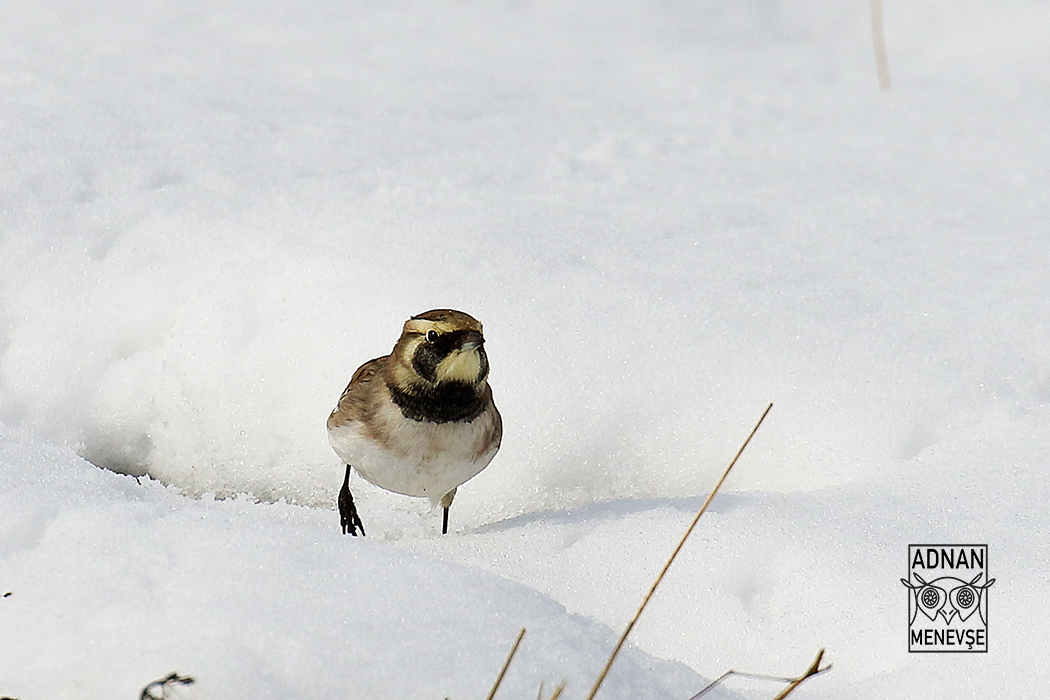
(901, 572), (995, 626)
(904, 544), (992, 652)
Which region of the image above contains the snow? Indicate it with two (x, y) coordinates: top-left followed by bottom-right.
(0, 428), (706, 699)
(2, 0), (1049, 697)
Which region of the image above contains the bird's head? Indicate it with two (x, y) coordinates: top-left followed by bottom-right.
(390, 309), (490, 390)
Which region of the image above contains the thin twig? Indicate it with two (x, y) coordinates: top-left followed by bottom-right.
(871, 0), (892, 89)
(485, 627), (527, 700)
(584, 403), (774, 700)
(771, 648), (829, 700)
(690, 650), (831, 699)
(139, 673), (194, 700)
(688, 670), (798, 699)
(548, 681), (567, 700)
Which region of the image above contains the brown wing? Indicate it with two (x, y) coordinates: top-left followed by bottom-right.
(327, 355), (388, 430)
(480, 383), (503, 460)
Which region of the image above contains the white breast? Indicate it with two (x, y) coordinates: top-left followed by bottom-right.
(327, 400), (499, 502)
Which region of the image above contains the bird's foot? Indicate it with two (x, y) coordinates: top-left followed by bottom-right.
(338, 471), (366, 536)
(439, 487), (456, 535)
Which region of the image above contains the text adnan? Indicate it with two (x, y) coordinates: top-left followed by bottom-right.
(911, 547), (984, 570)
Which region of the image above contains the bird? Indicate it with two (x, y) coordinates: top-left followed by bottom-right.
(327, 309), (502, 536)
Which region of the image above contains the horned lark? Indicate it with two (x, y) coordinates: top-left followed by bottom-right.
(327, 309), (502, 535)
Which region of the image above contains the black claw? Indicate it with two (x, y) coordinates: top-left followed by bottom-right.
(338, 465), (365, 536)
(442, 505), (449, 535)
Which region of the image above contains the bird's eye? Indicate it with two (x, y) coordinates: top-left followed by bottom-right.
(426, 329), (439, 343)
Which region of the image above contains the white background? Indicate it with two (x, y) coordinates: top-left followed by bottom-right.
(2, 1), (1049, 698)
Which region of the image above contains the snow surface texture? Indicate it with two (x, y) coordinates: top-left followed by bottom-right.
(0, 429), (708, 699)
(2, 0), (1049, 698)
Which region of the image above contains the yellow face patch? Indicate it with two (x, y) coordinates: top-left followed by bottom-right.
(436, 348), (482, 383)
(390, 334), (425, 388)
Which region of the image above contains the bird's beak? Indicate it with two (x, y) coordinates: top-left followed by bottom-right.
(459, 330), (485, 351)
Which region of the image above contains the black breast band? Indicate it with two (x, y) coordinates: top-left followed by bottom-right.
(388, 382), (487, 423)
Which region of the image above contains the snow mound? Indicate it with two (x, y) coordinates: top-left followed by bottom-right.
(0, 428), (715, 700)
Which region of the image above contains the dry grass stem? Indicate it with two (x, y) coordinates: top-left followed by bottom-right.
(688, 670), (798, 699)
(770, 648), (830, 700)
(871, 0), (892, 89)
(584, 403), (774, 700)
(485, 627), (527, 700)
(690, 649), (831, 699)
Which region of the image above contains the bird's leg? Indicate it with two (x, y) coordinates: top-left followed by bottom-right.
(439, 488), (457, 535)
(338, 464), (366, 536)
